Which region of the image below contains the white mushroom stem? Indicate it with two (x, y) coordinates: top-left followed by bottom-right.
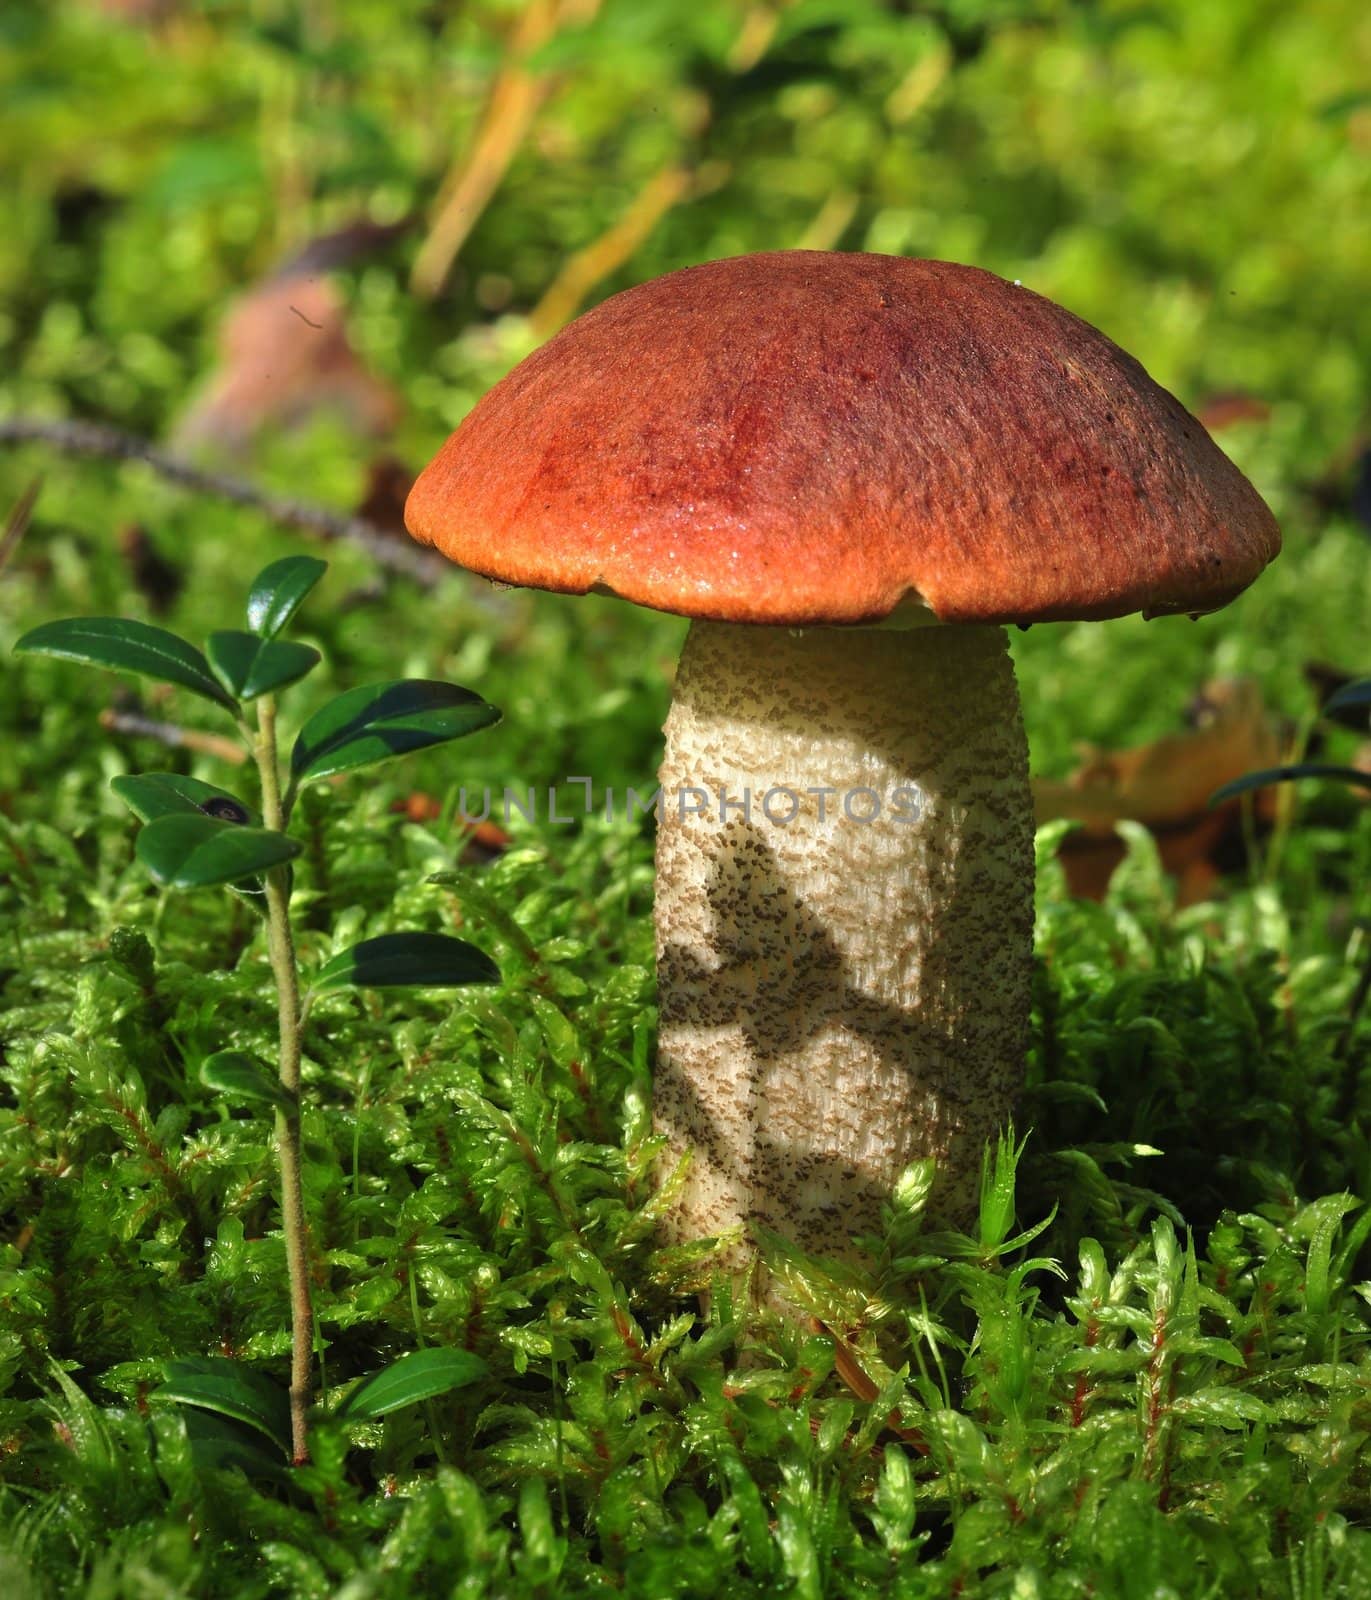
(653, 619), (1033, 1276)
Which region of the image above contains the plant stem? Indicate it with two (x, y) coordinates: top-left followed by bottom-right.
(254, 693), (313, 1466)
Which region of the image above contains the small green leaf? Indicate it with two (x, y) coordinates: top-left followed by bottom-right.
(207, 631), (321, 700)
(112, 776), (267, 914)
(333, 1347), (488, 1421)
(112, 772), (258, 826)
(14, 617), (237, 710)
(1212, 763), (1371, 804)
(722, 1452), (775, 1577)
(247, 555), (328, 638)
(291, 680), (500, 784)
(312, 932), (500, 993)
(158, 1357), (292, 1457)
(1171, 1388), (1276, 1427)
(200, 1051), (291, 1111)
(872, 1443), (917, 1554)
(136, 813), (300, 888)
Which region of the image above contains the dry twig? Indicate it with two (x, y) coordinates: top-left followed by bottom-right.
(411, 0), (603, 300)
(0, 475), (42, 576)
(795, 189), (859, 253)
(99, 707), (248, 764)
(0, 417), (448, 583)
(528, 165), (699, 338)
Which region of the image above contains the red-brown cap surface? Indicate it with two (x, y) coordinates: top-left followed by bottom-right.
(405, 252), (1280, 626)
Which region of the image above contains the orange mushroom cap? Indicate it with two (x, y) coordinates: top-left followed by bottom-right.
(406, 252), (1280, 627)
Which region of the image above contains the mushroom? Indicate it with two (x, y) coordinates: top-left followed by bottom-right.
(406, 252), (1279, 1288)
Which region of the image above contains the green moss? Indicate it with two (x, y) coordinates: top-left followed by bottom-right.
(2, 0), (1370, 1591)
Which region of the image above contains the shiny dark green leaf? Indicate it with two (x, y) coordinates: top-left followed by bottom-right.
(291, 680), (500, 783)
(199, 1050), (291, 1111)
(111, 772), (258, 826)
(333, 1347), (488, 1421)
(207, 630), (321, 700)
(180, 1407), (292, 1483)
(247, 555), (328, 638)
(312, 932), (500, 994)
(1212, 763), (1371, 804)
(136, 813), (300, 888)
(1324, 677), (1371, 717)
(159, 1357), (291, 1457)
(113, 776), (267, 913)
(14, 617), (237, 709)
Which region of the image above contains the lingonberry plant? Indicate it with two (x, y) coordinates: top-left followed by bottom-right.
(14, 555), (500, 1466)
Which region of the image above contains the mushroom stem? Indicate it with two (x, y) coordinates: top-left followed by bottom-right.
(653, 619), (1033, 1280)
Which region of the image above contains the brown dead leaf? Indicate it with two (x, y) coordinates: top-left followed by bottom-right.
(1033, 677), (1293, 904)
(390, 793), (443, 824)
(174, 271), (400, 457)
(1195, 391), (1272, 432)
(458, 818), (512, 865)
(387, 795), (512, 864)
